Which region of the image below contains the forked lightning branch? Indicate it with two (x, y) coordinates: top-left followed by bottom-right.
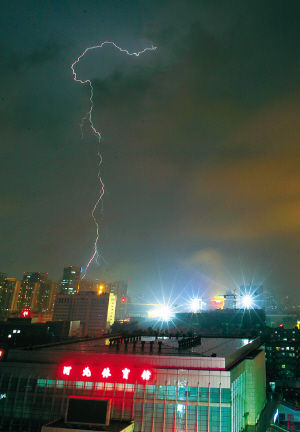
(71, 42), (157, 277)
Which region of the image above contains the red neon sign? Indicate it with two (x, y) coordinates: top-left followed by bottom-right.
(0, 350), (3, 358)
(63, 366), (72, 376)
(101, 367), (111, 379)
(82, 367), (92, 378)
(21, 309), (30, 318)
(59, 363), (153, 383)
(122, 368), (130, 379)
(121, 297), (126, 303)
(141, 369), (151, 381)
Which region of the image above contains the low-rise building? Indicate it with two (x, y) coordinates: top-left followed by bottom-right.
(0, 336), (266, 431)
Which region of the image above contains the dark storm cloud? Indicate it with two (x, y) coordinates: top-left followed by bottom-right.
(25, 41), (64, 66)
(1, 0), (300, 302)
(0, 41), (64, 76)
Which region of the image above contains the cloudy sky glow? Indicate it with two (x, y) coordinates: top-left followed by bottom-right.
(1, 1), (300, 302)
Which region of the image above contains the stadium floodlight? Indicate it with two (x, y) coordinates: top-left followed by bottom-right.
(157, 304), (173, 321)
(241, 294), (254, 309)
(148, 304), (174, 322)
(190, 298), (202, 313)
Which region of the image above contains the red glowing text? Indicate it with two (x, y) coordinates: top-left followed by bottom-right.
(59, 363), (153, 383)
(122, 368), (130, 379)
(141, 370), (151, 381)
(82, 367), (92, 378)
(101, 367), (111, 378)
(63, 366), (72, 376)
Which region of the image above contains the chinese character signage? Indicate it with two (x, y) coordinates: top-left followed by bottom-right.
(58, 362), (153, 384)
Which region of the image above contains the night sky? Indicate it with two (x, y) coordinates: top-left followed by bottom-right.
(1, 1), (300, 303)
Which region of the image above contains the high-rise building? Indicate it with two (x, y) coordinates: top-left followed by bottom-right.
(265, 327), (300, 382)
(16, 272), (43, 311)
(107, 292), (116, 326)
(53, 291), (116, 336)
(106, 280), (128, 320)
(16, 272), (54, 314)
(0, 274), (17, 316)
(59, 266), (81, 294)
(35, 278), (56, 314)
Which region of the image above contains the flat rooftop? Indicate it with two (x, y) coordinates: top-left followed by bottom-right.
(2, 336), (261, 371)
(38, 336), (252, 357)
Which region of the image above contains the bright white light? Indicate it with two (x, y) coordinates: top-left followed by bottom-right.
(190, 298), (203, 313)
(177, 404), (185, 413)
(148, 304), (173, 321)
(241, 294), (254, 309)
(273, 408), (279, 423)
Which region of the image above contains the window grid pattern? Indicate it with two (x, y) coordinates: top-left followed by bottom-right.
(0, 374), (232, 432)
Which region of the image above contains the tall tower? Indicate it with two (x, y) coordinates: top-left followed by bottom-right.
(0, 273), (17, 316)
(16, 272), (48, 311)
(60, 266), (81, 295)
(106, 280), (128, 320)
(35, 275), (55, 313)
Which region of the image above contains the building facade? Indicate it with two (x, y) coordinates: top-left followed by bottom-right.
(59, 266), (81, 295)
(53, 291), (114, 336)
(16, 272), (45, 312)
(15, 272), (54, 314)
(106, 280), (128, 320)
(0, 337), (266, 432)
(264, 327), (300, 383)
(0, 274), (17, 317)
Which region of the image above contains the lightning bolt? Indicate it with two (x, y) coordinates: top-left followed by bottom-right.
(71, 41), (157, 278)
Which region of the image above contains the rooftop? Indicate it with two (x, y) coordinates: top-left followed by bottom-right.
(3, 336), (261, 370)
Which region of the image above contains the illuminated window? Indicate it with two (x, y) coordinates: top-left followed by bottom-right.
(95, 382), (104, 391)
(167, 386), (176, 400)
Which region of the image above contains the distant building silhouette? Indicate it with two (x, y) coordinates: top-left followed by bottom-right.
(0, 273), (18, 316)
(16, 272), (55, 313)
(53, 291), (116, 336)
(59, 266), (81, 295)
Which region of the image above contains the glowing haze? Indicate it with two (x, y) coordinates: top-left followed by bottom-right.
(1, 1), (300, 302)
(71, 42), (157, 277)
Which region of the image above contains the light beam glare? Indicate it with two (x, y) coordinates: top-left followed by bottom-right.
(71, 41), (157, 278)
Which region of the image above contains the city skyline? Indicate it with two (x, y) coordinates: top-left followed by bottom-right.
(1, 1), (300, 301)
